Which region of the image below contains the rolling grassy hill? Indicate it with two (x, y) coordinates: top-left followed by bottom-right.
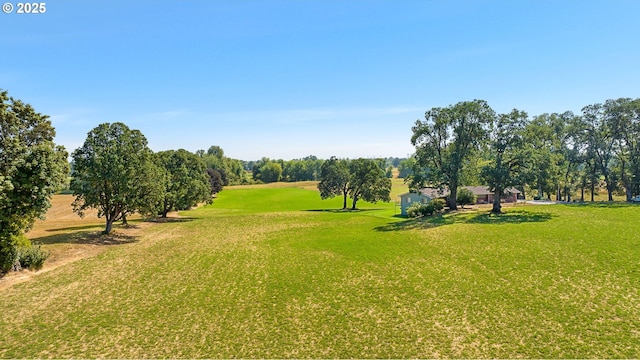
(1, 182), (639, 358)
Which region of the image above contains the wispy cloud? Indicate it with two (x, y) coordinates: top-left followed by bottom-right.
(49, 107), (98, 125)
(195, 106), (423, 126)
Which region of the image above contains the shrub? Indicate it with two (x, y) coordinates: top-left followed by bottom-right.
(406, 203), (424, 218)
(0, 234), (33, 274)
(0, 238), (19, 274)
(406, 202), (437, 218)
(423, 203), (436, 216)
(431, 198), (446, 211)
(457, 188), (476, 207)
(18, 245), (49, 271)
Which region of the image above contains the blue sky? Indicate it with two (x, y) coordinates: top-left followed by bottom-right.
(2, 1), (639, 160)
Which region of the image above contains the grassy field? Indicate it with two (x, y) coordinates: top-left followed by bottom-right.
(1, 181), (639, 358)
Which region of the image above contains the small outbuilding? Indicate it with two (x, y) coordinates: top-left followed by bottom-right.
(398, 188), (447, 216)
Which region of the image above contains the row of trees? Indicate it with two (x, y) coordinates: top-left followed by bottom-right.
(196, 145), (248, 185)
(317, 157), (392, 210)
(71, 123), (227, 234)
(249, 156), (324, 183)
(409, 98), (640, 213)
(0, 88), (235, 272)
(249, 156), (400, 184)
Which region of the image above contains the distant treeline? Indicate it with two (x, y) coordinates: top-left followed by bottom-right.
(244, 156), (407, 183)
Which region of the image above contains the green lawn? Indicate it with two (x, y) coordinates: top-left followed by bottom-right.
(1, 183), (639, 358)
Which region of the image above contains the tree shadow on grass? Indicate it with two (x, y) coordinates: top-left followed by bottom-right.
(44, 216), (197, 233)
(33, 230), (139, 246)
(45, 224), (104, 232)
(375, 209), (555, 232)
(152, 216), (199, 223)
(305, 208), (385, 213)
(563, 201), (639, 208)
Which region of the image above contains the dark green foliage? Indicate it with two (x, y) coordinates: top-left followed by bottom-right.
(156, 149), (211, 217)
(318, 157), (350, 209)
(207, 168), (225, 194)
(385, 166), (394, 178)
(411, 100), (494, 209)
(282, 157), (321, 181)
(197, 145), (247, 185)
(431, 198), (446, 211)
(457, 188), (475, 208)
(406, 203), (424, 218)
(0, 239), (19, 274)
(18, 245), (49, 271)
(481, 109), (531, 213)
(606, 98), (640, 199)
(70, 122), (159, 234)
(252, 158), (283, 183)
(397, 157), (416, 178)
(259, 162), (283, 183)
(0, 89), (69, 273)
(318, 157), (391, 210)
(347, 158), (391, 210)
(406, 202), (436, 218)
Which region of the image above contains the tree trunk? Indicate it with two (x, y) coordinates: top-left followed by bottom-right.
(162, 198), (170, 218)
(351, 196), (358, 210)
(590, 182), (595, 202)
(581, 186), (584, 202)
(342, 189), (348, 210)
(492, 189), (502, 213)
(104, 219), (114, 234)
(122, 214), (128, 225)
(449, 178), (458, 210)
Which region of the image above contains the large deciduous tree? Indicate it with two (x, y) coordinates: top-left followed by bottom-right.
(70, 122), (157, 234)
(347, 158), (391, 210)
(318, 156), (350, 209)
(582, 103), (617, 201)
(603, 98), (640, 200)
(410, 100), (494, 209)
(0, 90), (69, 272)
(252, 158), (283, 183)
(481, 109), (531, 213)
(522, 114), (560, 200)
(207, 168), (225, 195)
(156, 149), (211, 217)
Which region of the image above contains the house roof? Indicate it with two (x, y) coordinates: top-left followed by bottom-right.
(462, 186), (521, 196)
(400, 186), (520, 198)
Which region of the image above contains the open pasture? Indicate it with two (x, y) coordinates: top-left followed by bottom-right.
(1, 183), (639, 358)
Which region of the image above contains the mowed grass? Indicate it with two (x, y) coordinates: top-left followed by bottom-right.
(1, 182), (639, 358)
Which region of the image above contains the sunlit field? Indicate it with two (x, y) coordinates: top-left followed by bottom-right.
(1, 182), (639, 358)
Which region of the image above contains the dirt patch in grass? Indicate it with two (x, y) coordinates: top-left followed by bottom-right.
(0, 195), (179, 290)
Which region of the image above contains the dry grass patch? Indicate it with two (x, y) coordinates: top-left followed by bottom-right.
(0, 194), (176, 290)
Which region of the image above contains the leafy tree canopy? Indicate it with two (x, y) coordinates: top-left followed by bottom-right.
(156, 149), (211, 217)
(411, 99), (494, 209)
(70, 122), (156, 234)
(0, 89), (69, 272)
(347, 158), (391, 210)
